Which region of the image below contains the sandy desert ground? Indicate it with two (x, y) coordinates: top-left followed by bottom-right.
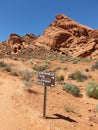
(0, 57), (98, 130)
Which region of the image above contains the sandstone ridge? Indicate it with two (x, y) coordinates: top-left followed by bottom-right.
(0, 14), (98, 59)
(34, 14), (98, 59)
(0, 33), (37, 56)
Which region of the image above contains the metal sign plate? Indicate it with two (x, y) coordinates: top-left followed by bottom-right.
(38, 71), (55, 87)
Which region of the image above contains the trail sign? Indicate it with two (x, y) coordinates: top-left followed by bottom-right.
(38, 71), (55, 87)
(38, 71), (55, 118)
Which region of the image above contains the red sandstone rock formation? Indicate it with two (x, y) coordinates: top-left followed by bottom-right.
(8, 33), (37, 54)
(34, 14), (98, 59)
(1, 14), (98, 59)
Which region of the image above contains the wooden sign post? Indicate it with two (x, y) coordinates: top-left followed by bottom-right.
(38, 71), (55, 118)
(43, 86), (47, 118)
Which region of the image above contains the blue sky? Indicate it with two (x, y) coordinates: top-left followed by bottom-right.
(0, 0), (98, 42)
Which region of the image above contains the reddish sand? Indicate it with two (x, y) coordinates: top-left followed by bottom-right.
(0, 59), (98, 130)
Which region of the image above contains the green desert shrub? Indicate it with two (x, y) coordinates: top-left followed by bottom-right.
(11, 71), (19, 76)
(91, 61), (98, 70)
(68, 70), (87, 82)
(80, 58), (92, 62)
(0, 61), (8, 67)
(51, 66), (62, 72)
(20, 70), (34, 81)
(0, 61), (12, 72)
(63, 67), (68, 70)
(3, 65), (12, 72)
(24, 81), (32, 87)
(62, 83), (81, 97)
(86, 82), (98, 99)
(20, 70), (34, 87)
(72, 60), (78, 64)
(56, 75), (64, 82)
(53, 66), (62, 72)
(33, 64), (49, 71)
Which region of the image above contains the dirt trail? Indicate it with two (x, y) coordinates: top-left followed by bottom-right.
(0, 72), (52, 130)
(0, 73), (33, 130)
(0, 59), (98, 130)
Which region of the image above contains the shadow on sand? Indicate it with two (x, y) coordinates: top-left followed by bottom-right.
(46, 114), (77, 123)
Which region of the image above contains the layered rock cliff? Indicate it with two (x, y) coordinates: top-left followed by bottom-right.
(34, 14), (98, 59)
(0, 14), (98, 59)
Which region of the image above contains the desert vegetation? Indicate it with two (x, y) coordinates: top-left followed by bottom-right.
(0, 61), (12, 72)
(86, 82), (98, 99)
(68, 70), (88, 82)
(62, 83), (81, 97)
(91, 61), (98, 70)
(1, 52), (98, 130)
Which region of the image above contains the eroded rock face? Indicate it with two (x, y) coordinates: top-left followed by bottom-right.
(34, 14), (98, 59)
(8, 33), (37, 54)
(1, 14), (98, 59)
(89, 30), (98, 38)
